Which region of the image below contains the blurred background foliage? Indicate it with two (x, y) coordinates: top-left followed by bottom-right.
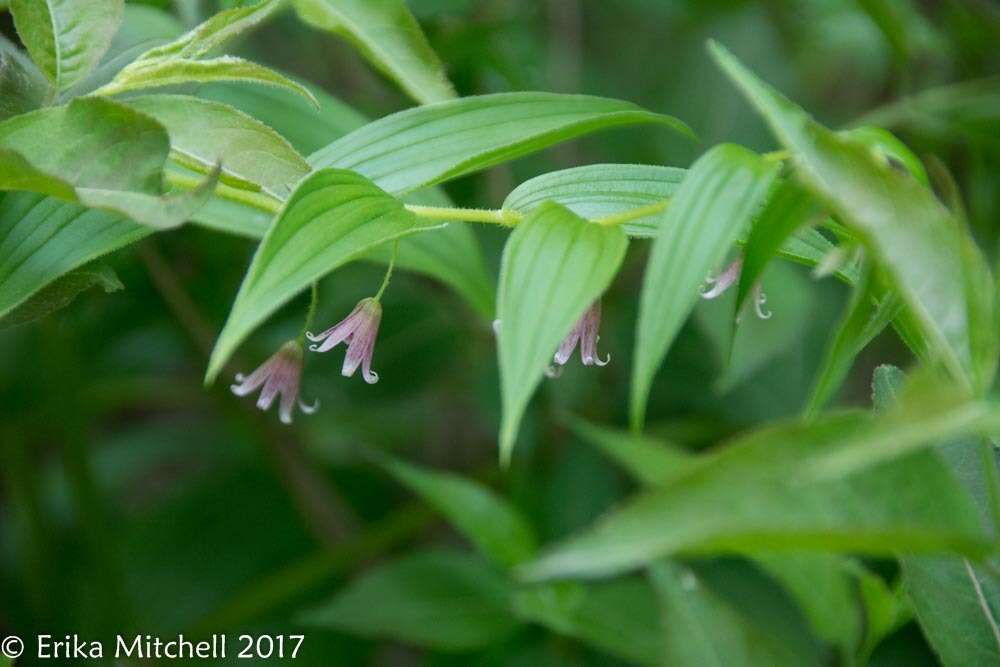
(1, 0), (998, 664)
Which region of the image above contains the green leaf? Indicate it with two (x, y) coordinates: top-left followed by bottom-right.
(566, 417), (697, 487)
(736, 179), (820, 316)
(11, 0), (123, 91)
(0, 192), (148, 320)
(97, 56), (317, 105)
(496, 203), (628, 463)
(309, 92), (694, 195)
(0, 96), (218, 228)
(805, 268), (901, 416)
(205, 169), (442, 384)
(711, 40), (998, 395)
(300, 550), (521, 652)
(0, 35), (49, 121)
(293, 0), (455, 105)
(517, 404), (993, 582)
(513, 578), (662, 664)
(127, 94), (310, 196)
(630, 144), (781, 430)
(1, 262), (122, 328)
(194, 82), (496, 318)
(504, 163), (685, 238)
(574, 418), (896, 659)
(874, 365), (1000, 667)
(198, 79), (367, 155)
(64, 4), (184, 97)
(375, 453), (537, 568)
(649, 560), (759, 666)
(365, 206), (495, 318)
(93, 1), (316, 106)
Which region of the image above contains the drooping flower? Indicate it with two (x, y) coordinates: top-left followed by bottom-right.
(231, 340), (318, 424)
(553, 300), (610, 369)
(700, 254), (772, 320)
(306, 297), (382, 384)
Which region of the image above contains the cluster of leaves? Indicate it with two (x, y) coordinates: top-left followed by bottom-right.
(2, 0), (1000, 665)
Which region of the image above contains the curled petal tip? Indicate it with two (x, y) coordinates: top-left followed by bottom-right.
(299, 398), (320, 414)
(363, 370), (379, 384)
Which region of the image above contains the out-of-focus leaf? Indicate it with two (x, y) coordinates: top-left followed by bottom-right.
(504, 163), (684, 238)
(309, 93), (694, 195)
(10, 0), (123, 91)
(0, 96), (218, 228)
(198, 80), (367, 155)
(805, 267), (901, 416)
(93, 1), (316, 106)
(0, 36), (48, 121)
(65, 4), (184, 97)
(518, 400), (995, 582)
(376, 453), (537, 568)
(1, 263), (121, 328)
(736, 179), (820, 316)
(712, 41), (998, 395)
(858, 78), (1000, 153)
(0, 192), (147, 319)
(631, 144), (780, 430)
(292, 0), (455, 105)
(496, 202), (628, 463)
(127, 94), (310, 196)
(513, 578), (661, 665)
(566, 417), (696, 487)
(873, 365), (1000, 667)
(576, 417), (898, 659)
(300, 550), (521, 652)
(650, 560), (785, 666)
(842, 126), (930, 186)
(205, 169), (442, 383)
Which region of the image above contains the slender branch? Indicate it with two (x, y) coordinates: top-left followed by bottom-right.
(402, 204), (521, 226)
(300, 282), (320, 342)
(166, 170), (283, 215)
(374, 241), (398, 301)
(594, 200), (670, 226)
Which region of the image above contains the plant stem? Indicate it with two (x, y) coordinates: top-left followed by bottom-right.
(169, 169), (673, 231)
(594, 199), (670, 226)
(374, 241), (398, 301)
(166, 170), (284, 215)
(402, 204), (522, 226)
(300, 282), (319, 342)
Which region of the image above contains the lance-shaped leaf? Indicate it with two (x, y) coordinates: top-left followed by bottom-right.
(205, 169), (442, 383)
(293, 0), (455, 105)
(0, 97), (218, 228)
(93, 1), (316, 106)
(1, 263), (122, 329)
(10, 0), (123, 91)
(0, 193), (148, 321)
(309, 92), (694, 195)
(736, 179), (821, 315)
(375, 453), (537, 568)
(504, 163), (684, 238)
(711, 41), (997, 394)
(195, 82), (496, 318)
(517, 399), (997, 582)
(631, 145), (780, 430)
(572, 418), (901, 659)
(300, 550), (520, 652)
(65, 4), (184, 98)
(496, 203), (628, 463)
(127, 94), (311, 197)
(1, 35), (49, 121)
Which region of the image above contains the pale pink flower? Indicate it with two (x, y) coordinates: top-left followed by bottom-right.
(701, 254), (772, 320)
(554, 301), (610, 369)
(306, 298), (382, 384)
(231, 341), (318, 424)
